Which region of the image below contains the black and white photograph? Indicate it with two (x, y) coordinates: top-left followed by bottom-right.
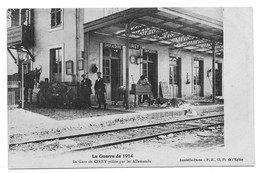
(4, 4), (255, 169)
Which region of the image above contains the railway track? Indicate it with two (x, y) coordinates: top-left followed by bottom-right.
(9, 114), (224, 152)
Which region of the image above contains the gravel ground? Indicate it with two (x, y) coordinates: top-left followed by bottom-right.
(8, 105), (224, 168)
(99, 125), (224, 152)
(8, 111), (188, 144)
(24, 105), (134, 121)
(9, 116), (224, 153)
(9, 103), (223, 143)
(8, 98), (224, 168)
(9, 124), (224, 166)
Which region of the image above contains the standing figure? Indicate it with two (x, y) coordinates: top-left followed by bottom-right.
(137, 75), (150, 103)
(80, 73), (92, 108)
(94, 72), (106, 109)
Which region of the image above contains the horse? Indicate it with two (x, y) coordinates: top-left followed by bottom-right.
(24, 66), (42, 102)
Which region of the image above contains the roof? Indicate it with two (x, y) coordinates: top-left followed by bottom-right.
(84, 8), (223, 56)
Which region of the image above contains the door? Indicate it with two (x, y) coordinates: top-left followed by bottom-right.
(103, 47), (121, 101)
(50, 48), (62, 82)
(111, 59), (120, 100)
(169, 65), (176, 97)
(169, 57), (182, 98)
(193, 59), (204, 96)
(148, 62), (157, 98)
(215, 63), (222, 96)
(177, 58), (182, 97)
(142, 51), (158, 98)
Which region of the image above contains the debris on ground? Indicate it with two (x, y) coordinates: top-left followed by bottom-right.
(150, 97), (186, 108)
(185, 122), (201, 126)
(44, 140), (57, 146)
(149, 96), (221, 109)
(184, 109), (198, 116)
(24, 105), (133, 121)
(167, 133), (175, 138)
(196, 131), (212, 137)
(207, 126), (216, 130)
(157, 135), (168, 139)
(58, 138), (77, 147)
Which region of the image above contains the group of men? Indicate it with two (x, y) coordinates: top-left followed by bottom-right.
(81, 73), (150, 109)
(80, 72), (106, 109)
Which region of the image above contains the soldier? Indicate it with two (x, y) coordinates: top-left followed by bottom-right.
(94, 72), (106, 109)
(80, 73), (92, 108)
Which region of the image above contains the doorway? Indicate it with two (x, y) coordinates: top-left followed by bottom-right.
(111, 59), (120, 100)
(215, 62), (222, 96)
(193, 59), (204, 96)
(142, 51), (158, 98)
(50, 48), (62, 82)
(169, 57), (182, 98)
(103, 47), (121, 101)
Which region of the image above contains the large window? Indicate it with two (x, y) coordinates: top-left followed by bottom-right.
(142, 63), (148, 77)
(103, 59), (110, 83)
(50, 48), (62, 82)
(50, 8), (62, 29)
(103, 47), (120, 58)
(111, 49), (120, 58)
(52, 48), (62, 73)
(10, 9), (19, 27)
(193, 60), (200, 85)
(142, 52), (155, 78)
(169, 57), (178, 85)
(102, 47), (121, 83)
(7, 9), (31, 28)
(169, 66), (173, 85)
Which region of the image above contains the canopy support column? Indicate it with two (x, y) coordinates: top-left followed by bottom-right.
(212, 41), (216, 103)
(125, 23), (130, 110)
(21, 61), (24, 108)
(84, 32), (90, 75)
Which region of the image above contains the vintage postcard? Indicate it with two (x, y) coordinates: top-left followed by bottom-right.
(6, 7), (254, 168)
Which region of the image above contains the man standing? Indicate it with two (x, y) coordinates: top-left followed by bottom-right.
(94, 72), (106, 109)
(80, 73), (92, 108)
(137, 75), (150, 103)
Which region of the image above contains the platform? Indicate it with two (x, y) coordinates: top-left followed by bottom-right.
(8, 104), (224, 144)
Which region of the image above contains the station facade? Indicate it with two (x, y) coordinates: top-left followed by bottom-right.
(7, 8), (223, 106)
(82, 8), (223, 104)
(85, 32), (223, 102)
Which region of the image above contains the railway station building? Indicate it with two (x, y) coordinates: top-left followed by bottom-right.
(7, 8), (223, 108)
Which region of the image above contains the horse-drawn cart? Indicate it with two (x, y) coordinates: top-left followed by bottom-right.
(37, 82), (83, 108)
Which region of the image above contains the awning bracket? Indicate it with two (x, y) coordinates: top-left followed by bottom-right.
(7, 47), (18, 65)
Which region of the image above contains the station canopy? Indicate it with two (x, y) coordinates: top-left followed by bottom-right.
(84, 8), (223, 56)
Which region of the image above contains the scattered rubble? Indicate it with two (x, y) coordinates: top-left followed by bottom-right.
(44, 140), (57, 146)
(167, 133), (175, 138)
(9, 100), (224, 155)
(58, 138), (77, 147)
(196, 131), (213, 137)
(207, 126), (216, 130)
(157, 135), (168, 139)
(150, 97), (185, 108)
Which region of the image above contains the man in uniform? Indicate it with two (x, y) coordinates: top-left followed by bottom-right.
(80, 73), (92, 108)
(94, 72), (106, 109)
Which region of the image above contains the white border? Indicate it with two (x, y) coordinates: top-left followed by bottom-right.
(1, 0), (260, 173)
